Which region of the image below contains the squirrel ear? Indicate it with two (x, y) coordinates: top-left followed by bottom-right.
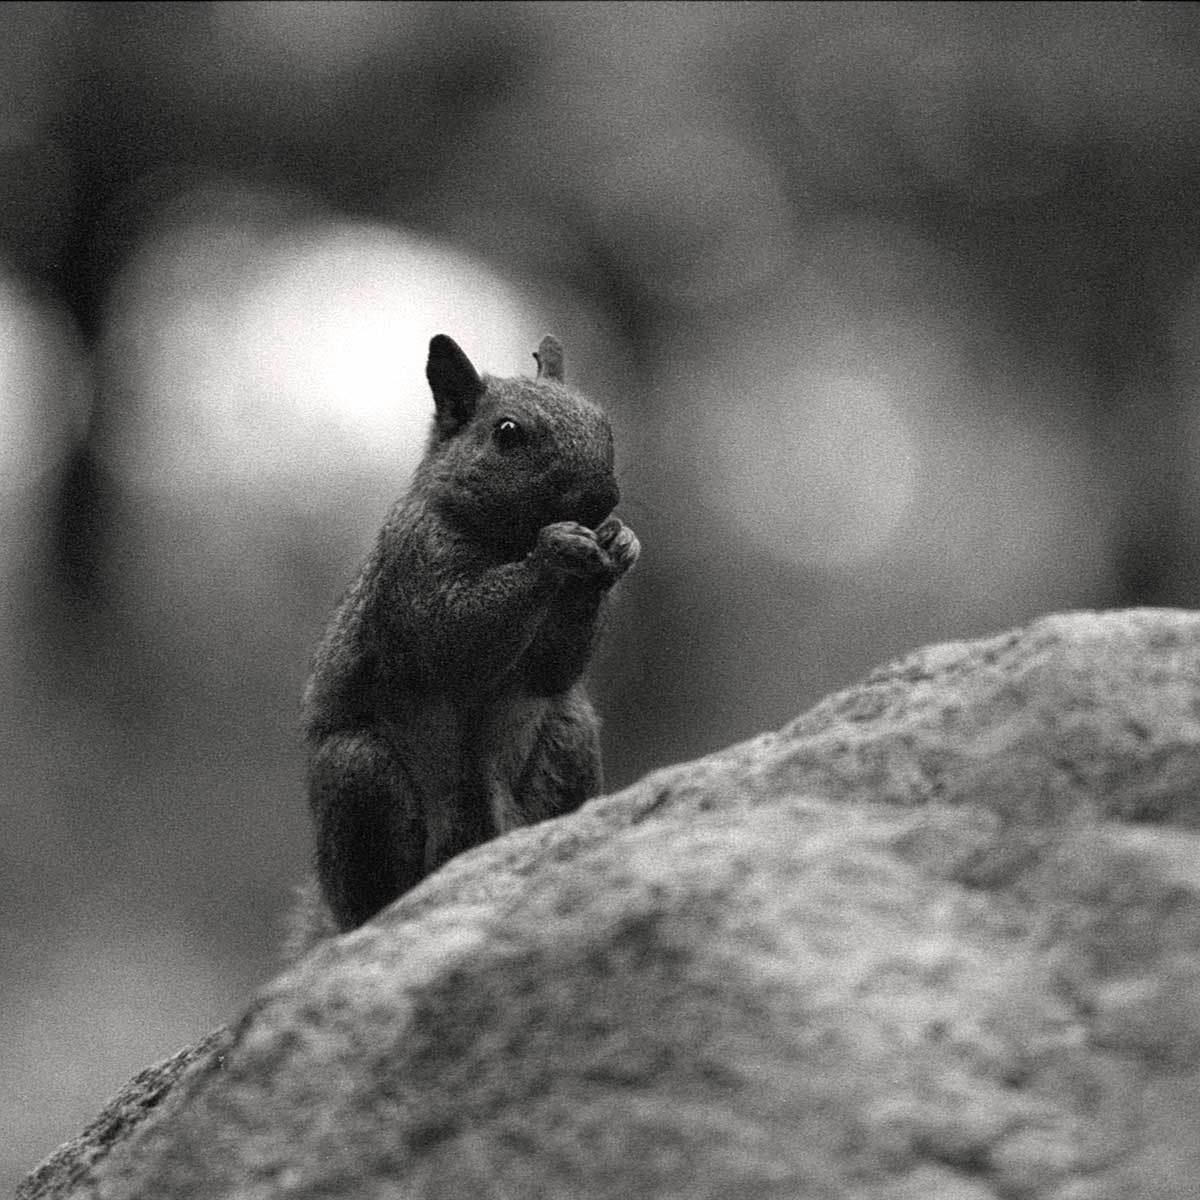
(427, 335), (485, 433)
(533, 334), (565, 383)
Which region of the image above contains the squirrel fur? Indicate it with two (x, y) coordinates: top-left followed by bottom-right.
(291, 333), (639, 948)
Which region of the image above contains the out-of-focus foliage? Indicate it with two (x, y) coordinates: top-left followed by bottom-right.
(4, 1), (1200, 1188)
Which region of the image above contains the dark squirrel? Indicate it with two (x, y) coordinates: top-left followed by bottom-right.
(293, 333), (639, 946)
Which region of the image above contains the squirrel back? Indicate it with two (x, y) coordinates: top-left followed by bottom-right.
(291, 334), (639, 952)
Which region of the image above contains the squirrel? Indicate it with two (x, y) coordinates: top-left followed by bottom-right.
(291, 333), (639, 947)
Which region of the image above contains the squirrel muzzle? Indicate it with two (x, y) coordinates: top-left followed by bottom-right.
(555, 479), (620, 530)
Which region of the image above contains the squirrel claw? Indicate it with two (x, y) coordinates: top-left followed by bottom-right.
(595, 514), (622, 541)
(605, 525), (640, 581)
(595, 516), (640, 581)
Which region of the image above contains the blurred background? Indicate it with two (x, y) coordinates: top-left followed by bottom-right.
(5, 0), (1200, 1184)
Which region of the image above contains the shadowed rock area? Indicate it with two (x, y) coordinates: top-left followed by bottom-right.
(19, 608), (1200, 1200)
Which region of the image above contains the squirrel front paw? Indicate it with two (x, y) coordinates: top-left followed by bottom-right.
(535, 517), (641, 585)
(534, 521), (610, 580)
(595, 515), (640, 583)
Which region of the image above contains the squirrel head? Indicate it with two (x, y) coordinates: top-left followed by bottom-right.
(421, 334), (620, 556)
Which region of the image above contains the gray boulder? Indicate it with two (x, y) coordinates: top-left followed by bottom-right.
(20, 609), (1200, 1199)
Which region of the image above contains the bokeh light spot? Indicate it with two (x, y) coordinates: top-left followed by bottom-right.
(0, 278), (88, 494)
(104, 194), (542, 501)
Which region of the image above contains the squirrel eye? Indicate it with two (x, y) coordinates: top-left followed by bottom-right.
(493, 416), (526, 448)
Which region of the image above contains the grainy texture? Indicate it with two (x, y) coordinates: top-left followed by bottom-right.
(19, 608), (1200, 1199)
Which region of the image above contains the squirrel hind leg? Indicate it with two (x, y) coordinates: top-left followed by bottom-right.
(310, 731), (429, 933)
(515, 691), (603, 824)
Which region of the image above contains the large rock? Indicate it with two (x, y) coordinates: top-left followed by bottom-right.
(20, 609), (1200, 1200)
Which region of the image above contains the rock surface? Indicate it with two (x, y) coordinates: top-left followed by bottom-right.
(19, 608), (1200, 1200)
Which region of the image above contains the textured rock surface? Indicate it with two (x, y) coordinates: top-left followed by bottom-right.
(19, 608), (1200, 1200)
